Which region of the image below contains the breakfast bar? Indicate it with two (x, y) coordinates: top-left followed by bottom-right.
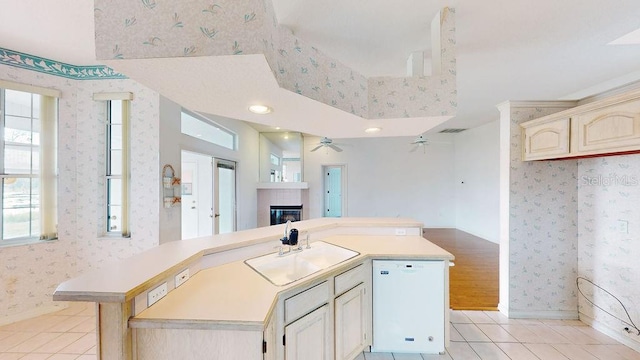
(54, 218), (454, 360)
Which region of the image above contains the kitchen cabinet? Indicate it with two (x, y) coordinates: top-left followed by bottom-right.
(521, 117), (570, 161)
(571, 99), (640, 155)
(264, 310), (277, 360)
(335, 283), (368, 360)
(520, 88), (640, 161)
(284, 304), (331, 360)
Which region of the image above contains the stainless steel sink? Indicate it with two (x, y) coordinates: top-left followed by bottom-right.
(245, 241), (359, 286)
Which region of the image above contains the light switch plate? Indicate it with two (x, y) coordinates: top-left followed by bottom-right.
(175, 268), (190, 288)
(147, 282), (167, 307)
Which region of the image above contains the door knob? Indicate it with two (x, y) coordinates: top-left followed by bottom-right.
(214, 213), (220, 218)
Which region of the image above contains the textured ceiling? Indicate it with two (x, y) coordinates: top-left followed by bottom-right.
(1, 0), (640, 136)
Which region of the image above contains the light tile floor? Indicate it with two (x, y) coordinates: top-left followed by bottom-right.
(1, 304), (639, 360)
(357, 310), (640, 360)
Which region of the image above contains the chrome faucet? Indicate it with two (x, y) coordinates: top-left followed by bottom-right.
(278, 220), (293, 256)
(282, 220), (292, 243)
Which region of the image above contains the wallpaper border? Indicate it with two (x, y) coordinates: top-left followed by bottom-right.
(0, 47), (127, 80)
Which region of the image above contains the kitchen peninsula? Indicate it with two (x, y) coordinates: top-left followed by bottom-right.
(54, 218), (454, 360)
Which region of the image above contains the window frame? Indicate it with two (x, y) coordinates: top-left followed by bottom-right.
(180, 109), (237, 150)
(98, 94), (132, 238)
(0, 84), (58, 247)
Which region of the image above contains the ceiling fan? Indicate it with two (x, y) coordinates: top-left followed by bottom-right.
(410, 135), (430, 153)
(311, 137), (343, 153)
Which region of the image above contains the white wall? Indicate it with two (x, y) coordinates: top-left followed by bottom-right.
(158, 98), (260, 241)
(454, 120), (500, 243)
(303, 135), (456, 227)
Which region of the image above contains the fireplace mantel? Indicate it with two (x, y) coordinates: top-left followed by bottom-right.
(256, 182), (309, 190)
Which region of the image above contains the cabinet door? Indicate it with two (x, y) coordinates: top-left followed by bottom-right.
(285, 304), (330, 360)
(521, 117), (570, 160)
(335, 283), (368, 360)
(572, 99), (640, 155)
(263, 310), (276, 360)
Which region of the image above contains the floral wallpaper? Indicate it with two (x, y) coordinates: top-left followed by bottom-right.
(507, 104), (579, 316)
(0, 62), (160, 320)
(506, 102), (640, 349)
(578, 155), (640, 347)
(93, 0), (456, 120)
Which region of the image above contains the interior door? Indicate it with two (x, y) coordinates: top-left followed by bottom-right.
(324, 166), (343, 217)
(181, 161), (198, 239)
(214, 159), (236, 234)
(181, 151), (213, 239)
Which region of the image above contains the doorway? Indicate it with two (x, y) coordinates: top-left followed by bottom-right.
(181, 151), (236, 238)
(323, 165), (346, 217)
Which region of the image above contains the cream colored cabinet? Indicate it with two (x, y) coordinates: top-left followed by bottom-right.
(571, 99), (640, 155)
(520, 89), (640, 161)
(521, 117), (570, 161)
(284, 304), (331, 360)
(335, 283), (368, 360)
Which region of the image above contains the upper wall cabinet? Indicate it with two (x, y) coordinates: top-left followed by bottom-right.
(571, 99), (640, 154)
(521, 89), (640, 161)
(522, 117), (570, 161)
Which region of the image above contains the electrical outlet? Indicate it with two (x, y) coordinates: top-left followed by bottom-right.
(395, 228), (407, 236)
(618, 220), (629, 234)
(147, 282), (167, 307)
(175, 268), (190, 288)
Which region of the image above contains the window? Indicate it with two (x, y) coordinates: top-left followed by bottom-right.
(0, 82), (59, 246)
(95, 92), (132, 237)
(181, 110), (236, 150)
(270, 154), (280, 166)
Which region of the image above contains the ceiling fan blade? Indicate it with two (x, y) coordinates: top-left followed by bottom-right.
(410, 145), (418, 153)
(328, 144), (343, 152)
(310, 145), (324, 152)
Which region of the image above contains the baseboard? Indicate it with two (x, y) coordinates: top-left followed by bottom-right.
(508, 309), (579, 320)
(497, 302), (509, 317)
(0, 303), (69, 326)
(580, 312), (640, 353)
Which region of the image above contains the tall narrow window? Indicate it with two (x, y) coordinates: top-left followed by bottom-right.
(0, 81), (59, 246)
(95, 93), (132, 237)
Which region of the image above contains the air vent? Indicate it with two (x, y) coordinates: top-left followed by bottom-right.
(439, 128), (467, 133)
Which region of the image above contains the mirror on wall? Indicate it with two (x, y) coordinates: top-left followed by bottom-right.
(259, 132), (303, 182)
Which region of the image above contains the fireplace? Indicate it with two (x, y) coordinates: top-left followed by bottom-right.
(270, 205), (302, 225)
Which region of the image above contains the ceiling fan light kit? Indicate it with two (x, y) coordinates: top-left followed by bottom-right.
(310, 137), (343, 153)
(410, 134), (430, 153)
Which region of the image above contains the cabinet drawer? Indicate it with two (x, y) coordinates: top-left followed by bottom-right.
(335, 264), (366, 296)
(285, 281), (329, 323)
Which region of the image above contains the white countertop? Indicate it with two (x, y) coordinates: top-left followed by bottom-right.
(53, 218), (424, 303)
(129, 234), (453, 330)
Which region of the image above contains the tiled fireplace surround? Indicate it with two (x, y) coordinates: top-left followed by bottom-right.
(257, 189), (310, 227)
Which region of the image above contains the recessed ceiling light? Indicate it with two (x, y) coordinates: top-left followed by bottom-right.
(365, 127), (382, 133)
(275, 127), (281, 130)
(609, 28), (640, 45)
(248, 104), (272, 114)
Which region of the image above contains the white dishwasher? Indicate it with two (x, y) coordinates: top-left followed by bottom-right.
(372, 260), (445, 354)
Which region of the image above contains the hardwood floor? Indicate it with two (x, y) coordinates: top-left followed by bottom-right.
(424, 228), (499, 310)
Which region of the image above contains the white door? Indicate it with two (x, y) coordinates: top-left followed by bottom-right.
(214, 159), (236, 234)
(324, 166), (343, 217)
(180, 160), (199, 239)
(181, 151), (214, 239)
